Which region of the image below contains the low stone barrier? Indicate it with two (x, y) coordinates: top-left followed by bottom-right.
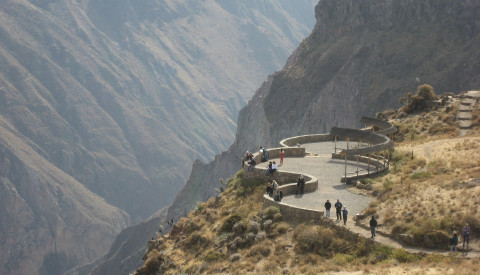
(263, 197), (324, 222)
(331, 127), (394, 156)
(245, 146), (324, 222)
(279, 134), (333, 147)
(360, 116), (397, 135)
(332, 153), (388, 183)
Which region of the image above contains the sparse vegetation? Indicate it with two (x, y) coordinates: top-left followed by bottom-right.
(137, 93), (480, 274)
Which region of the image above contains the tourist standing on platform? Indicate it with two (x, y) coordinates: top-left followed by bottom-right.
(296, 175), (305, 196)
(335, 199), (343, 221)
(342, 207), (348, 226)
(279, 148), (285, 165)
(324, 200), (331, 218)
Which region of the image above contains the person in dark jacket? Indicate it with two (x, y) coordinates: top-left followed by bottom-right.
(296, 175), (305, 196)
(370, 216), (378, 238)
(324, 200), (331, 218)
(342, 207), (348, 225)
(334, 199), (343, 221)
(450, 231), (458, 253)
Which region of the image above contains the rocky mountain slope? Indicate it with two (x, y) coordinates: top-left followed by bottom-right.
(90, 1), (480, 273)
(0, 0), (317, 274)
(167, 0), (480, 236)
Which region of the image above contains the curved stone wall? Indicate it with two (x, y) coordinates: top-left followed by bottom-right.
(249, 145), (323, 221)
(332, 153), (388, 183)
(279, 134), (333, 147)
(258, 118), (396, 220)
(360, 116), (397, 135)
(330, 127), (394, 156)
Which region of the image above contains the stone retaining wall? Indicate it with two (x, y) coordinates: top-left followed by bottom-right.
(332, 153), (388, 183)
(254, 119), (396, 221)
(244, 146), (324, 222)
(263, 197), (324, 222)
(331, 127), (394, 156)
(360, 116), (397, 135)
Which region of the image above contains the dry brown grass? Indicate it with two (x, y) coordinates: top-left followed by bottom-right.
(138, 99), (480, 275)
(357, 99), (480, 249)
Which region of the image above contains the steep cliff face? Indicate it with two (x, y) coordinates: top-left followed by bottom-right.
(0, 0), (317, 274)
(168, 0), (480, 234)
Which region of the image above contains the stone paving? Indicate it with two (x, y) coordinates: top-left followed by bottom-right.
(269, 141), (372, 220)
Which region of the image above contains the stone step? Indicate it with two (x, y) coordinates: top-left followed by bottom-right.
(458, 105), (472, 111)
(459, 120), (472, 128)
(458, 112), (472, 119)
(466, 90), (480, 98)
(461, 98), (476, 105)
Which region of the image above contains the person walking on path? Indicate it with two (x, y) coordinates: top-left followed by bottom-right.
(450, 231), (458, 253)
(463, 223), (470, 249)
(279, 148), (285, 165)
(370, 216), (378, 238)
(342, 207), (348, 226)
(324, 200), (331, 218)
(335, 199), (343, 221)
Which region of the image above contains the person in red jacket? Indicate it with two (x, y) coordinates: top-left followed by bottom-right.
(279, 148), (285, 165)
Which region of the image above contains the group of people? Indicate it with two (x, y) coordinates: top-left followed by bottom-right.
(265, 180), (283, 202)
(450, 223), (471, 253)
(296, 175), (306, 196)
(243, 147), (285, 173)
(242, 151), (256, 171)
(324, 199), (378, 238)
(265, 161), (277, 175)
(324, 199), (350, 226)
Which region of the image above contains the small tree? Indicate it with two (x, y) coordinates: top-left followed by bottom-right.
(400, 84), (437, 113)
(417, 84), (436, 101)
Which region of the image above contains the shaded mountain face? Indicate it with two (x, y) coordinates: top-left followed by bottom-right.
(167, 0), (480, 232)
(0, 0), (317, 274)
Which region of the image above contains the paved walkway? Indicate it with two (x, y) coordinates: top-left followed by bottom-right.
(275, 141), (372, 218)
(270, 141), (480, 258)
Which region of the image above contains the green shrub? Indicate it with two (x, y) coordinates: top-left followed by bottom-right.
(263, 206), (280, 220)
(184, 232), (209, 249)
(248, 244), (271, 257)
(203, 249), (225, 262)
(236, 177), (263, 197)
(137, 250), (163, 275)
(293, 225), (335, 256)
(417, 84), (436, 101)
(333, 253), (354, 265)
(214, 232), (232, 246)
(400, 84), (436, 113)
(220, 214), (242, 233)
(383, 181), (394, 192)
(410, 171), (431, 180)
(391, 248), (422, 263)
